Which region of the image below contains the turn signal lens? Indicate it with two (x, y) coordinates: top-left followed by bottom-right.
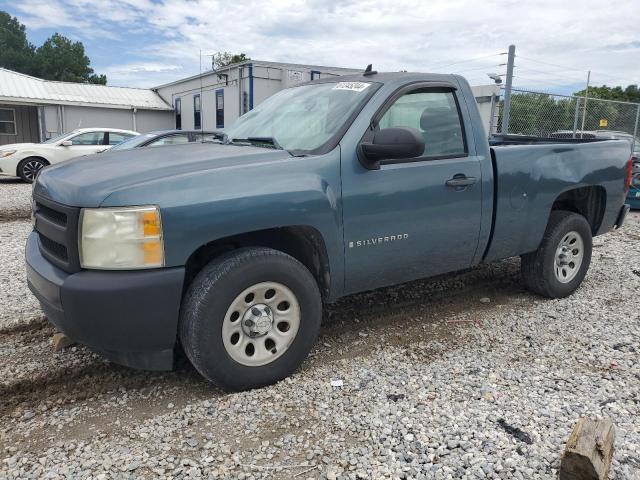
(79, 206), (164, 269)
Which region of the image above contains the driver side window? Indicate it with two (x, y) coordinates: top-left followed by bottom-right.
(70, 132), (105, 145)
(379, 90), (466, 158)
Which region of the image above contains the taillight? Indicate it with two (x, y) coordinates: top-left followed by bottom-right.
(625, 157), (633, 193)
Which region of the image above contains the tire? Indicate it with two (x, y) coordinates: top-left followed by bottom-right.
(521, 210), (592, 299)
(18, 157), (48, 183)
(179, 247), (322, 391)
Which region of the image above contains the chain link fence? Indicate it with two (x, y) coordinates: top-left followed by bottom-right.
(491, 88), (640, 147)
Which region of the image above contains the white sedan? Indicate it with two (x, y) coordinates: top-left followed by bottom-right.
(0, 128), (138, 182)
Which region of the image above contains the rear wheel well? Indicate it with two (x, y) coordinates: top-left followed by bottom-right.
(184, 226), (331, 299)
(551, 186), (606, 234)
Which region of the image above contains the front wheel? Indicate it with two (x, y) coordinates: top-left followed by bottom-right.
(18, 157), (48, 183)
(179, 247), (322, 391)
(521, 211), (593, 298)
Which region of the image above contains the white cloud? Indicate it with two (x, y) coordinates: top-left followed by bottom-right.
(12, 0), (640, 90)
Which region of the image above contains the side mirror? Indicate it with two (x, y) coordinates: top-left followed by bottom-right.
(61, 140), (73, 146)
(360, 127), (425, 169)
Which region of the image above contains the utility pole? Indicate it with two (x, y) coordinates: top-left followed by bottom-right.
(580, 70), (591, 138)
(500, 44), (516, 135)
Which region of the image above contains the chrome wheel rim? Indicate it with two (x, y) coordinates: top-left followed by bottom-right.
(22, 160), (44, 181)
(554, 231), (584, 283)
(222, 282), (300, 366)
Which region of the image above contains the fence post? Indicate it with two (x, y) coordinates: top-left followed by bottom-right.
(572, 98), (581, 138)
(488, 91), (497, 136)
(500, 44), (516, 135)
(579, 70), (591, 138)
(633, 105), (640, 153)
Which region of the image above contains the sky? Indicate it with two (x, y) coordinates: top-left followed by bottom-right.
(1, 0), (639, 94)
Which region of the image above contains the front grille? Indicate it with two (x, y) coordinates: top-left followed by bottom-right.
(33, 195), (81, 273)
(38, 234), (69, 261)
(36, 202), (67, 226)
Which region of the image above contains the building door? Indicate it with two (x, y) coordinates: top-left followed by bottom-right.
(216, 90), (224, 128)
(174, 98), (182, 130)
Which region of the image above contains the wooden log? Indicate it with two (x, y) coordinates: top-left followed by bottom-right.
(52, 332), (75, 352)
(560, 417), (615, 480)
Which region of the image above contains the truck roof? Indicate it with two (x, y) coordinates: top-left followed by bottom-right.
(305, 71), (461, 87)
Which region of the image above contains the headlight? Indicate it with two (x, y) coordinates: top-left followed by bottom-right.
(79, 206), (164, 269)
(0, 150), (16, 158)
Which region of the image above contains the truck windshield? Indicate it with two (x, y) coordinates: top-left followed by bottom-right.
(225, 81), (377, 153)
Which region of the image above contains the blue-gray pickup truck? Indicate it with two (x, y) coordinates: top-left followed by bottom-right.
(26, 71), (633, 390)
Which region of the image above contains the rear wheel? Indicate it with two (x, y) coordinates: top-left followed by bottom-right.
(18, 157), (48, 183)
(521, 211), (592, 298)
(179, 247), (322, 391)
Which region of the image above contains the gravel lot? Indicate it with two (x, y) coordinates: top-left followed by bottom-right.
(0, 178), (31, 221)
(1, 182), (638, 479)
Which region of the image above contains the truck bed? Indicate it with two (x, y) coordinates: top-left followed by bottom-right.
(483, 139), (631, 262)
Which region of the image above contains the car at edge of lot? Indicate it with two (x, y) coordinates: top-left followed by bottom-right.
(107, 129), (223, 152)
(0, 128), (138, 183)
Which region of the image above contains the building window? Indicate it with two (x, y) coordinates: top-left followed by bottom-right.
(216, 89), (224, 129)
(0, 108), (16, 135)
(194, 94), (201, 129)
(175, 98), (182, 130)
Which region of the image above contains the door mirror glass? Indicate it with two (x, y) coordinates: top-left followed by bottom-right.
(360, 127), (425, 168)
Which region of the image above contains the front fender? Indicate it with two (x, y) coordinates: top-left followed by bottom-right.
(101, 149), (345, 295)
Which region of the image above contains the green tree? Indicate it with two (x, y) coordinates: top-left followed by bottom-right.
(0, 11), (36, 74)
(0, 11), (107, 84)
(212, 52), (250, 70)
(34, 33), (106, 84)
(574, 84), (640, 103)
(498, 93), (579, 136)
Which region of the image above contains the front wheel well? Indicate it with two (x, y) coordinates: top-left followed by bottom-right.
(550, 186), (606, 234)
(183, 226), (331, 299)
(19, 156), (50, 166)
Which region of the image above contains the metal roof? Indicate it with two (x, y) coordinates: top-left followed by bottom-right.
(153, 59), (361, 90)
(0, 68), (173, 111)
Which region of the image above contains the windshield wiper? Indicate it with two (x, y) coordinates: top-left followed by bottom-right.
(229, 136), (283, 150)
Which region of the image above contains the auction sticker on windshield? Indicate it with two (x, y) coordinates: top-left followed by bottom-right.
(332, 82), (370, 92)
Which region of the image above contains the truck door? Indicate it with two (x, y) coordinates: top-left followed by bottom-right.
(341, 85), (482, 293)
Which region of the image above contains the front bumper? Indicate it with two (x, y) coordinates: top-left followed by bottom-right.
(26, 232), (185, 370)
(0, 156), (19, 177)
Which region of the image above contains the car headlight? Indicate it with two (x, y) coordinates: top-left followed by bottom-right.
(79, 206), (164, 269)
(0, 150), (16, 158)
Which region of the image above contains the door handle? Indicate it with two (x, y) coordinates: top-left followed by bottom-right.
(446, 175), (477, 188)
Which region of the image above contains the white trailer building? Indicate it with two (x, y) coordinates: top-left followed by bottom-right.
(153, 60), (361, 131)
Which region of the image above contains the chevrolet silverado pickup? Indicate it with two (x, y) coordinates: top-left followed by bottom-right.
(26, 71), (633, 390)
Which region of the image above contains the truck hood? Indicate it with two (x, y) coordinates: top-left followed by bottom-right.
(34, 143), (293, 207)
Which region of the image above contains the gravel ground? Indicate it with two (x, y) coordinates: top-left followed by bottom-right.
(0, 178), (31, 221)
(0, 221), (41, 329)
(0, 178), (638, 479)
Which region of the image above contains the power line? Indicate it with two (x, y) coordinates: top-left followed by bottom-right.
(452, 64), (503, 74)
(517, 54), (639, 86)
(426, 52), (504, 71)
(515, 65), (587, 83)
